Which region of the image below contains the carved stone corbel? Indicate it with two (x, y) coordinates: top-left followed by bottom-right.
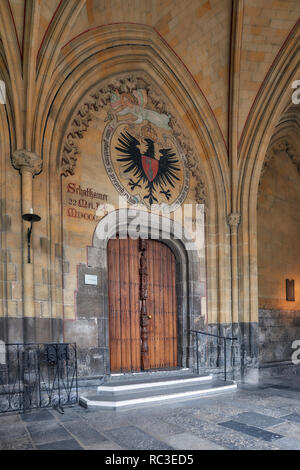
(12, 150), (42, 176)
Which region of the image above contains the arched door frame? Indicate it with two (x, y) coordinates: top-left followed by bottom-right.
(87, 208), (204, 375)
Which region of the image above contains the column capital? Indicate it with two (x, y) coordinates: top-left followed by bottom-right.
(12, 150), (42, 176)
(227, 212), (241, 228)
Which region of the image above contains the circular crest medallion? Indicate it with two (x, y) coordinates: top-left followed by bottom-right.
(102, 88), (189, 211)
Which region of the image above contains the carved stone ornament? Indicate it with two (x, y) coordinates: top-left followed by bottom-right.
(227, 212), (241, 228)
(286, 143), (300, 176)
(12, 150), (42, 176)
(60, 73), (207, 206)
(195, 180), (207, 206)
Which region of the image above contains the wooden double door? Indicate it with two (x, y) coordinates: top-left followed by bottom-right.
(108, 237), (178, 372)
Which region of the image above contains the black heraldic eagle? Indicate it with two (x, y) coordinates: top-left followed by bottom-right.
(115, 131), (181, 205)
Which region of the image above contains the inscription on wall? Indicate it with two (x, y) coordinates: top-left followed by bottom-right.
(64, 182), (108, 221)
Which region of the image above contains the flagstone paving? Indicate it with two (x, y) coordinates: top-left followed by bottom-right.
(0, 376), (300, 450)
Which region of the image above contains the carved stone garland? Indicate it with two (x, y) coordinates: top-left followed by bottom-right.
(60, 74), (208, 206)
(259, 139), (300, 190)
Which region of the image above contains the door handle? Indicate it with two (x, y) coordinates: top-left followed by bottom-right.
(147, 315), (152, 319)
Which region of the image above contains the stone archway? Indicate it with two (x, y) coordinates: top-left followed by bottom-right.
(40, 23), (228, 342)
(257, 110), (300, 378)
(236, 22), (300, 381)
(37, 23), (227, 377)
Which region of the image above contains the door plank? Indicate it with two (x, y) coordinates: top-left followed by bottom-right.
(128, 238), (141, 371)
(146, 240), (177, 369)
(108, 238), (141, 372)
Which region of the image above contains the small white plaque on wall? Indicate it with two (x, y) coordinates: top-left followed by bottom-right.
(85, 274), (98, 286)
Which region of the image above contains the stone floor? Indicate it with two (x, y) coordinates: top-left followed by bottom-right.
(1, 376), (300, 450)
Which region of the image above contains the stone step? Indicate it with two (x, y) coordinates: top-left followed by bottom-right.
(79, 377), (237, 409)
(77, 368), (196, 393)
(77, 376), (104, 389)
(108, 367), (192, 381)
(98, 373), (213, 392)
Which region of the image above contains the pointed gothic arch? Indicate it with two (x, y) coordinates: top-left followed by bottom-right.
(236, 21), (300, 353)
(38, 23), (231, 329)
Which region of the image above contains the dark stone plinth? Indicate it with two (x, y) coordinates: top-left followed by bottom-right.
(0, 317), (63, 345)
(194, 322), (259, 384)
(258, 308), (300, 378)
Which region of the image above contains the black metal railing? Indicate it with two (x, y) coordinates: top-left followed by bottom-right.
(187, 329), (238, 381)
(0, 343), (78, 413)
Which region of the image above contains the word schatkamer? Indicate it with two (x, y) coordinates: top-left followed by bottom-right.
(66, 182), (108, 201)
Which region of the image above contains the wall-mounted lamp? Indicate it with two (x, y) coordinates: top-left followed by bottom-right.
(286, 279), (295, 302)
(22, 212), (41, 263)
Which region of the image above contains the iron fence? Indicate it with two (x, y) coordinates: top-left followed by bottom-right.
(0, 343), (78, 413)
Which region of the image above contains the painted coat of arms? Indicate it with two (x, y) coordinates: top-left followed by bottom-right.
(102, 87), (189, 210)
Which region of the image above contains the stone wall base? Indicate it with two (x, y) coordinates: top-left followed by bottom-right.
(258, 308), (300, 378)
(259, 361), (300, 378)
(6, 316), (299, 382)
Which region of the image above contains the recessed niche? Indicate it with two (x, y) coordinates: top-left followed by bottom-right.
(286, 279), (295, 301)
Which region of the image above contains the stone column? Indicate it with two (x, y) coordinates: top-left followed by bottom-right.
(227, 212), (240, 327)
(12, 150), (42, 343)
(227, 212), (242, 380)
